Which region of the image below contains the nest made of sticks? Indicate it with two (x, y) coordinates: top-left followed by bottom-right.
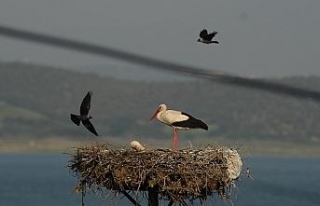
(68, 144), (242, 203)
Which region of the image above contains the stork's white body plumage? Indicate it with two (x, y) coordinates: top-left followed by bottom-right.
(150, 104), (208, 150)
(157, 108), (189, 129)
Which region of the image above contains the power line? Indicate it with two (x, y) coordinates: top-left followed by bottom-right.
(0, 24), (320, 101)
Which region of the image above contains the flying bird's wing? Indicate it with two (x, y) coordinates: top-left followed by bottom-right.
(199, 29), (208, 39)
(70, 114), (81, 126)
(207, 31), (218, 40)
(80, 91), (92, 116)
(82, 119), (98, 136)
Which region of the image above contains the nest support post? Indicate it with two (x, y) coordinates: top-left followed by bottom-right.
(148, 190), (159, 206)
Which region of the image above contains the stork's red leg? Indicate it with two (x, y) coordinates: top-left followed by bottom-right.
(173, 128), (178, 151)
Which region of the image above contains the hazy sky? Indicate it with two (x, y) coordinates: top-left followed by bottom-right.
(0, 0), (320, 78)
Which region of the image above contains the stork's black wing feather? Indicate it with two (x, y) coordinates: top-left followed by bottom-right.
(172, 112), (208, 130)
(82, 119), (98, 136)
(80, 91), (92, 116)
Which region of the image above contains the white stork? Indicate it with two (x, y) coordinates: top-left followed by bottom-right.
(150, 104), (208, 150)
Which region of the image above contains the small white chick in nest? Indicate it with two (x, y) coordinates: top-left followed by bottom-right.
(130, 140), (146, 151)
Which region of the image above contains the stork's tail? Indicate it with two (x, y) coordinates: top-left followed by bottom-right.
(70, 114), (81, 126)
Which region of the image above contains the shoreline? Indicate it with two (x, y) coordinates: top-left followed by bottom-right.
(0, 137), (319, 157)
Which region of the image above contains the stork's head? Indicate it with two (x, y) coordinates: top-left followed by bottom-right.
(149, 104), (167, 121)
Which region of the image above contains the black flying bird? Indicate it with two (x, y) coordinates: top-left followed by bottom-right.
(70, 91), (98, 136)
(197, 29), (219, 44)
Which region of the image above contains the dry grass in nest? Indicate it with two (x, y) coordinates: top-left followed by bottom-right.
(68, 144), (242, 205)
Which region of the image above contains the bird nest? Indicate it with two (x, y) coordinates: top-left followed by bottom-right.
(68, 144), (243, 205)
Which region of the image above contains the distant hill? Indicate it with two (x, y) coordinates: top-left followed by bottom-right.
(75, 64), (193, 81)
(1, 61), (320, 144)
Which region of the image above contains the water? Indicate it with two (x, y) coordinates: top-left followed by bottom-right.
(235, 156), (320, 206)
(0, 154), (319, 206)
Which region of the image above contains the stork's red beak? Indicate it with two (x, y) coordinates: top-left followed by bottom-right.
(149, 108), (160, 121)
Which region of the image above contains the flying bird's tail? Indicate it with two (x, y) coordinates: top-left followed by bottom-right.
(70, 114), (81, 126)
(212, 41), (219, 44)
